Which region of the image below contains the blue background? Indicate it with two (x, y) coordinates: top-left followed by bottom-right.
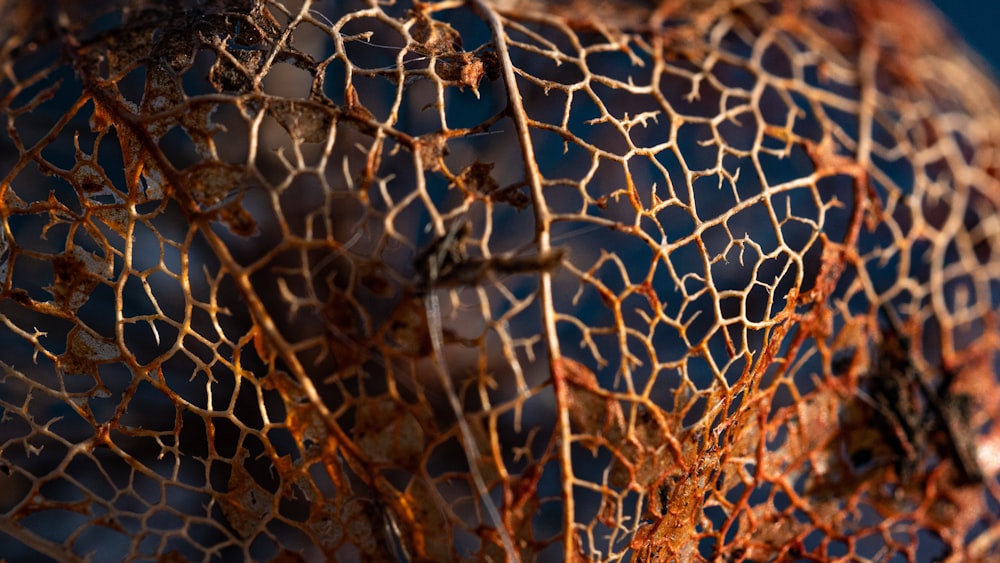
(932, 2), (1000, 75)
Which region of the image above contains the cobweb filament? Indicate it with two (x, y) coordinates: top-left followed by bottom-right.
(423, 288), (519, 560)
(413, 205), (520, 560)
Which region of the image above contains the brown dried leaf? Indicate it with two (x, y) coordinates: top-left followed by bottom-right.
(58, 326), (120, 377)
(179, 161), (246, 208)
(218, 199), (257, 236)
(268, 98), (334, 144)
(49, 248), (113, 312)
(435, 52), (488, 91)
(209, 49), (263, 93)
(342, 499), (397, 561)
(354, 397), (426, 469)
(218, 450), (273, 539)
(415, 131), (450, 172)
(555, 356), (626, 446)
(409, 9), (463, 56)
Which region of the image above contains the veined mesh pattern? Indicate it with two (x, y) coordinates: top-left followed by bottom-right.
(1, 0), (998, 560)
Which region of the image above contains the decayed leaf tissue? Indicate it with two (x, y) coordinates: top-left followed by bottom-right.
(1, 0), (998, 560)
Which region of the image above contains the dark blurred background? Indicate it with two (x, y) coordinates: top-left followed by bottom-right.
(932, 2), (1000, 75)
